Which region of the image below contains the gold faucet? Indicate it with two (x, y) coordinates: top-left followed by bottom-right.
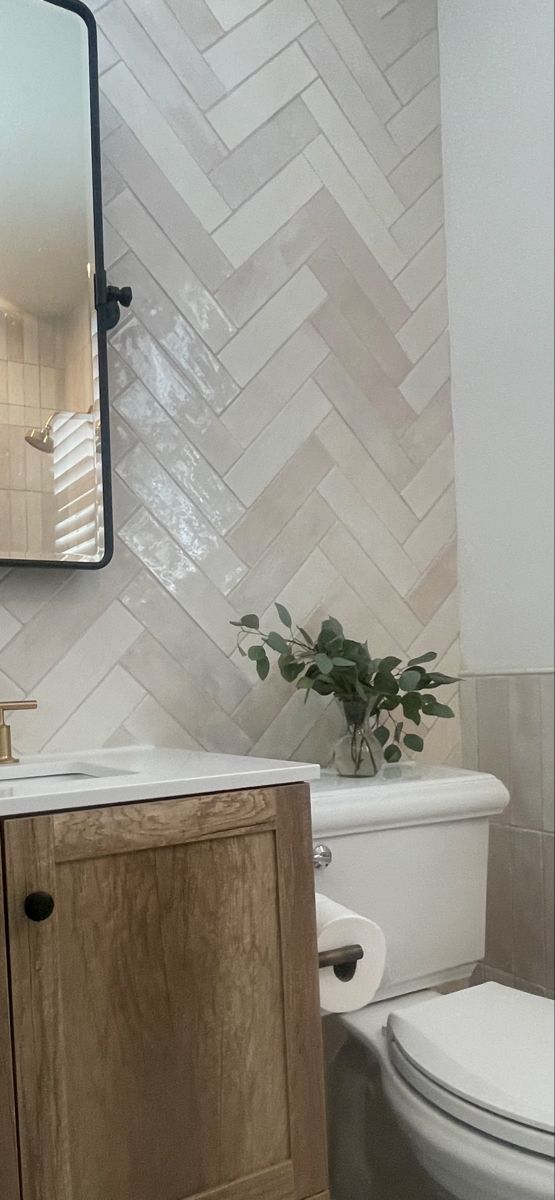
(0, 701), (38, 765)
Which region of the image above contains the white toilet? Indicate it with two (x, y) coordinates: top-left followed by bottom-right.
(311, 765), (555, 1200)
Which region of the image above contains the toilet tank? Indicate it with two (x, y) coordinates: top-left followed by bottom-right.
(311, 765), (509, 1002)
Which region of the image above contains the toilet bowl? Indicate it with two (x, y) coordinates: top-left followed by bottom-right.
(342, 985), (554, 1200)
(310, 768), (555, 1200)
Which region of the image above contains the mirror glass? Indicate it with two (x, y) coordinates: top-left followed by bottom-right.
(0, 0), (112, 567)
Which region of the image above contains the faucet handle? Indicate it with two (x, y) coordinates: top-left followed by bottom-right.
(0, 701), (38, 717)
(0, 701), (38, 765)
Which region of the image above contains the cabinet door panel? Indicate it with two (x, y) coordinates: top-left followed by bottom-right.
(0, 854), (20, 1200)
(3, 787), (328, 1200)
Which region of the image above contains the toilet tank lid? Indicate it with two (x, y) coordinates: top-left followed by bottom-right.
(310, 765), (508, 835)
(388, 984), (555, 1134)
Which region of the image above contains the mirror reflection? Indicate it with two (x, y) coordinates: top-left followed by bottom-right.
(0, 0), (110, 566)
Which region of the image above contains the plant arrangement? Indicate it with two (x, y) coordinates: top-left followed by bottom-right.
(231, 608), (458, 775)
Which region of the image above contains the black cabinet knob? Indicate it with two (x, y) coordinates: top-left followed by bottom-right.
(24, 892), (55, 923)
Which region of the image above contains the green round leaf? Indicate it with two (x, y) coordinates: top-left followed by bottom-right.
(423, 700), (455, 719)
(266, 631), (290, 654)
(240, 614), (260, 630)
(399, 669), (422, 692)
(379, 656), (402, 673)
(384, 744), (402, 763)
(248, 644), (266, 661)
(404, 733), (424, 752)
(374, 671), (399, 695)
(374, 725), (390, 747)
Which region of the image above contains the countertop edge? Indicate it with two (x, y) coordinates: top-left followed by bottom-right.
(0, 762), (321, 819)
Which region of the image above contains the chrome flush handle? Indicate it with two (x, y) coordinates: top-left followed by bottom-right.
(313, 843), (333, 871)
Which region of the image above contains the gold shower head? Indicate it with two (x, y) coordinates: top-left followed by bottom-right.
(25, 415), (55, 454)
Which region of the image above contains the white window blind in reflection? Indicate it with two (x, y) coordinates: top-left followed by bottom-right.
(53, 307), (104, 562)
(53, 412), (103, 560)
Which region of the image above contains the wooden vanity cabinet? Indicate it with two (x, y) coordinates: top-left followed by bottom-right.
(0, 783), (329, 1200)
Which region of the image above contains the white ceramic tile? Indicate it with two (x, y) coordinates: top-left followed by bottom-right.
(389, 127), (443, 208)
(305, 136), (407, 277)
(316, 411), (417, 542)
(123, 0), (225, 109)
(115, 252), (238, 412)
(219, 266), (326, 386)
(204, 0), (270, 30)
(99, 0), (226, 171)
(209, 97), (318, 209)
(0, 605), (21, 651)
(119, 509), (239, 653)
(166, 0), (223, 51)
(106, 191), (235, 353)
(221, 324), (328, 445)
(400, 329), (451, 413)
(230, 491), (333, 618)
(111, 320), (241, 475)
(404, 483), (457, 572)
(306, 0), (400, 122)
(387, 30), (439, 104)
(395, 228), (446, 311)
(225, 377), (330, 504)
(397, 281), (448, 363)
(215, 190), (328, 327)
(44, 666), (145, 753)
(103, 125), (234, 292)
(303, 81), (403, 227)
(213, 154), (321, 268)
(207, 43), (317, 149)
(14, 603), (142, 754)
(116, 443), (246, 594)
(206, 0), (314, 89)
(407, 588), (459, 663)
(123, 633), (252, 754)
(402, 434), (454, 519)
(391, 178), (444, 257)
(319, 468), (420, 594)
(321, 523), (420, 648)
(114, 382), (244, 535)
(101, 63), (230, 230)
(315, 354), (415, 488)
(121, 569), (250, 715)
(122, 693), (201, 751)
(300, 23), (401, 173)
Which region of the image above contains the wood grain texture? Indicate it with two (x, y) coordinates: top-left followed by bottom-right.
(53, 787), (276, 861)
(3, 815), (72, 1200)
(276, 784), (329, 1200)
(2, 785), (329, 1200)
(55, 831), (290, 1198)
(0, 848), (21, 1200)
(187, 1162), (294, 1199)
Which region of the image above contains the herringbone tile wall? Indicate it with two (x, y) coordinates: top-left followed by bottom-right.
(0, 0), (462, 765)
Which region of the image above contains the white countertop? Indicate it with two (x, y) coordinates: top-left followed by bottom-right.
(0, 746), (320, 818)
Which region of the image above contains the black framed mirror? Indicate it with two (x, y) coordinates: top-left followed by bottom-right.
(0, 0), (131, 569)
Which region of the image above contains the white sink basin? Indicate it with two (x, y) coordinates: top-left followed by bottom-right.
(0, 760), (133, 782)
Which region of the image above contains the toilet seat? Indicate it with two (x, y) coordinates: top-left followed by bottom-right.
(387, 983), (555, 1159)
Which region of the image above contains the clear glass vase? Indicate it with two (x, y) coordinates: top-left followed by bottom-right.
(333, 700), (384, 778)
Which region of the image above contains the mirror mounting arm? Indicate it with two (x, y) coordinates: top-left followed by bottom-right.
(95, 271), (133, 332)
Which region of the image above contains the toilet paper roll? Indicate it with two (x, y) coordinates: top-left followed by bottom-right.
(316, 893), (386, 1015)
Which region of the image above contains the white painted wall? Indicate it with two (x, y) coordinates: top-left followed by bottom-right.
(439, 0), (554, 673)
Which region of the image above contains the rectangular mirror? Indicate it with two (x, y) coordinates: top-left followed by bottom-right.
(0, 0), (125, 569)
